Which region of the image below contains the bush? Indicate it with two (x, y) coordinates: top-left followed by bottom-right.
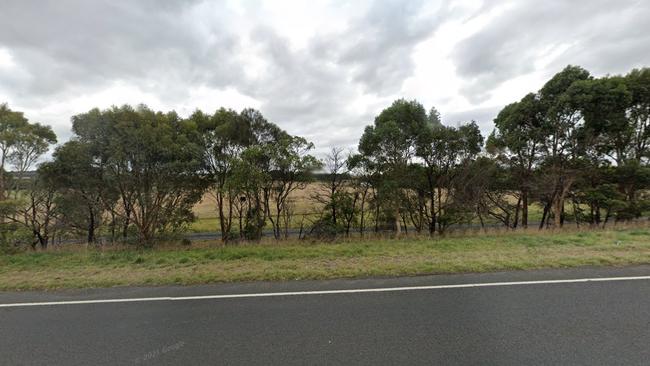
(306, 217), (342, 241)
(0, 223), (32, 253)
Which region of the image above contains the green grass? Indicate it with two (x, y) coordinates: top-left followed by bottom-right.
(188, 213), (320, 233)
(1, 227), (649, 291)
(189, 217), (220, 232)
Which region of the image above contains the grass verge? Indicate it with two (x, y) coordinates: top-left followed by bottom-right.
(1, 227), (650, 291)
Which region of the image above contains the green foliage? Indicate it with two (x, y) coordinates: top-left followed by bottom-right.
(3, 63), (650, 247)
(0, 103), (57, 199)
(191, 107), (320, 242)
(68, 105), (206, 244)
(359, 98), (428, 167)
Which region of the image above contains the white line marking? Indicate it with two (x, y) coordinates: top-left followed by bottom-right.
(1, 275), (649, 308)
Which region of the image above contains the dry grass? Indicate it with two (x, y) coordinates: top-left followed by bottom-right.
(190, 184), (325, 232)
(189, 183), (553, 233)
(1, 225), (649, 291)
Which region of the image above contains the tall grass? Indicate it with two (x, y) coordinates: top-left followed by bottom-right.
(0, 224), (649, 290)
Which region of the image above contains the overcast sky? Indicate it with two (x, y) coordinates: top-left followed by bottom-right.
(1, 0), (649, 154)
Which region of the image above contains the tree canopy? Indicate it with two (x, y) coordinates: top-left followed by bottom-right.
(2, 64), (650, 248)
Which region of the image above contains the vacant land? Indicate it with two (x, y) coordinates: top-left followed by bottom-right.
(190, 184), (323, 233)
(189, 183), (547, 233)
(1, 227), (649, 291)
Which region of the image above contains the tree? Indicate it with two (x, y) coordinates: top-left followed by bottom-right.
(1, 167), (59, 249)
(0, 104), (56, 199)
(358, 99), (428, 235)
(0, 104), (27, 200)
(193, 108), (252, 243)
(347, 154), (377, 237)
(624, 68), (650, 163)
(71, 105), (206, 245)
(458, 156), (520, 229)
(537, 65), (591, 228)
(487, 93), (545, 228)
(563, 71), (650, 222)
(266, 134), (321, 239)
(616, 69), (650, 217)
(312, 147), (347, 226)
(566, 76), (631, 165)
(416, 121), (483, 234)
(194, 108), (320, 242)
(311, 147), (360, 238)
(427, 107), (442, 128)
(41, 141), (106, 243)
(227, 146), (270, 241)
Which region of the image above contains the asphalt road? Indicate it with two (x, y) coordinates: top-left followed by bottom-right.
(1, 266), (649, 365)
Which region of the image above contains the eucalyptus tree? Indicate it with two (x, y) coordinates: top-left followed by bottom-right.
(427, 106), (443, 128)
(0, 104), (57, 199)
(346, 153), (378, 236)
(71, 107), (130, 238)
(310, 147), (349, 233)
(228, 145), (270, 241)
(566, 76), (631, 165)
(467, 156), (520, 228)
(563, 70), (650, 221)
(416, 122), (483, 234)
(537, 65), (591, 227)
(625, 68), (650, 163)
(41, 141), (106, 243)
(266, 133), (321, 239)
(618, 69), (650, 217)
(2, 166), (59, 249)
(193, 108), (252, 242)
(564, 75), (636, 221)
(358, 99), (428, 235)
(0, 104), (57, 248)
(71, 105), (205, 244)
(487, 93), (545, 228)
(196, 107), (319, 241)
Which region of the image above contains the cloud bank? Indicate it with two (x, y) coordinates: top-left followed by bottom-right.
(1, 0), (648, 153)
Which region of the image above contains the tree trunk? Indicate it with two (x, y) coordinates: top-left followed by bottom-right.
(394, 208), (401, 237)
(427, 173), (436, 236)
(87, 208), (95, 243)
(572, 199), (580, 228)
(437, 187), (443, 233)
(553, 177), (574, 228)
(513, 195), (522, 229)
(540, 202), (551, 230)
(374, 201), (380, 233)
(359, 188), (367, 237)
(122, 207), (131, 239)
(0, 153), (6, 201)
(522, 189), (529, 228)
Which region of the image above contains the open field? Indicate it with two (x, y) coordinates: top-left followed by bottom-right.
(190, 183), (324, 233)
(1, 226), (649, 291)
(189, 183), (547, 233)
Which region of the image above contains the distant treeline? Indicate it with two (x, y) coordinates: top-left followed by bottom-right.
(0, 64), (649, 248)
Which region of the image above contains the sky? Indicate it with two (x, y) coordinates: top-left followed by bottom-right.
(1, 0), (649, 155)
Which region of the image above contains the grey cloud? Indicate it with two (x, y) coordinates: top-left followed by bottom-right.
(0, 0), (242, 105)
(310, 0), (452, 95)
(1, 0), (647, 156)
(453, 0), (650, 103)
(240, 26), (361, 151)
(547, 3), (650, 76)
(443, 106), (501, 137)
(0, 0), (451, 154)
(235, 0), (455, 153)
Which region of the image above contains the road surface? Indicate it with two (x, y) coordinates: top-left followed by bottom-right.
(1, 266), (649, 365)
